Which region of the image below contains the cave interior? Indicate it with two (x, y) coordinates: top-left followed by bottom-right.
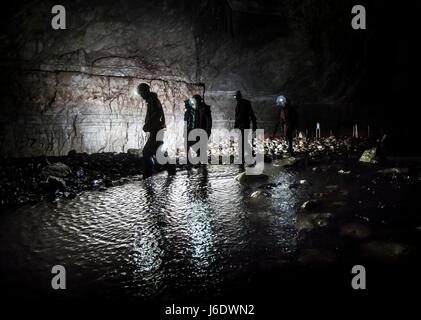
(1, 0), (421, 307)
(0, 0), (420, 157)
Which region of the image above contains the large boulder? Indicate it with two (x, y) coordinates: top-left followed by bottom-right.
(273, 157), (300, 168)
(301, 199), (322, 211)
(41, 162), (72, 178)
(235, 172), (269, 184)
(359, 147), (377, 164)
(47, 176), (67, 191)
(296, 213), (332, 231)
(249, 190), (271, 201)
(127, 148), (143, 158)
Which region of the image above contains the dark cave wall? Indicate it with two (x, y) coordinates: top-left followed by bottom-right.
(0, 0), (418, 156)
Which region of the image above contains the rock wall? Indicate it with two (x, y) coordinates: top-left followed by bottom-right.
(0, 70), (202, 157)
(0, 0), (417, 157)
(0, 0), (206, 157)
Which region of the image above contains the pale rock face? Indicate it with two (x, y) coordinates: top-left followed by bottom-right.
(0, 0), (389, 157)
(1, 70), (201, 157)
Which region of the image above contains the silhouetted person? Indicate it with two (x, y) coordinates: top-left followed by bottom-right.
(184, 98), (199, 162)
(138, 83), (166, 179)
(273, 95), (298, 155)
(194, 94), (212, 139)
(192, 94), (212, 160)
(234, 90), (257, 165)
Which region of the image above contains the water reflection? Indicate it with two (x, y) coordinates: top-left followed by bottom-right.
(0, 165), (302, 299)
(185, 167), (214, 272)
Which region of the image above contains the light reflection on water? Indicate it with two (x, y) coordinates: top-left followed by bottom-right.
(0, 165), (302, 300)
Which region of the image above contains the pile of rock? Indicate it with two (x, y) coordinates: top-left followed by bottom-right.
(264, 136), (372, 159)
(204, 136), (373, 164)
(0, 151), (145, 209)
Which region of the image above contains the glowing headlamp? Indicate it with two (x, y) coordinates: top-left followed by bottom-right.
(276, 95), (286, 107)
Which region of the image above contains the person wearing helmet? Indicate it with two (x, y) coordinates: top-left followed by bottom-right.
(137, 83), (166, 179)
(193, 94), (212, 139)
(193, 94), (212, 159)
(184, 97), (199, 162)
(273, 95), (298, 155)
(234, 90), (257, 165)
(185, 98), (199, 133)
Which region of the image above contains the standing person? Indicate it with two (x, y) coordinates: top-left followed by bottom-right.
(273, 95), (298, 155)
(194, 94), (212, 139)
(233, 90), (257, 165)
(138, 83), (166, 179)
(184, 98), (199, 162)
(191, 94), (212, 160)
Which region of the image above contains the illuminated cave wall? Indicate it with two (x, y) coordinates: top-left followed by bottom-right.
(1, 70), (201, 156)
(0, 0), (417, 156)
(0, 0), (205, 157)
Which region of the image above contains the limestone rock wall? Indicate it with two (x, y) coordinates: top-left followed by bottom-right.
(1, 0), (415, 157)
(0, 70), (201, 157)
(0, 0), (205, 157)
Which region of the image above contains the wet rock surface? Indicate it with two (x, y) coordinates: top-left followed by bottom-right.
(1, 135), (421, 299)
(0, 151), (144, 208)
(1, 135), (420, 214)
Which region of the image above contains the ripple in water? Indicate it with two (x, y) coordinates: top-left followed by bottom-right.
(0, 165), (302, 300)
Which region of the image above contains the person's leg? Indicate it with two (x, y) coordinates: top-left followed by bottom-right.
(151, 136), (163, 164)
(240, 129), (246, 166)
(243, 129), (255, 166)
(186, 141), (192, 165)
(196, 136), (201, 159)
(196, 134), (209, 163)
(286, 128), (293, 155)
(143, 131), (161, 178)
(202, 134), (209, 164)
(153, 132), (175, 175)
(142, 134), (154, 179)
(185, 129), (192, 165)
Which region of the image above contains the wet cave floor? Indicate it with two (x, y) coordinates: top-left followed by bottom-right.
(1, 153), (421, 303)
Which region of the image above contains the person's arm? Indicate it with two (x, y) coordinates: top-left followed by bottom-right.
(143, 104), (152, 132)
(143, 97), (164, 132)
(206, 110), (212, 136)
(143, 112), (154, 132)
(234, 104), (238, 129)
(184, 101), (190, 123)
(143, 106), (159, 132)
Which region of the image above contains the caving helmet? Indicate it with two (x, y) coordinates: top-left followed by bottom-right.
(276, 95), (288, 107)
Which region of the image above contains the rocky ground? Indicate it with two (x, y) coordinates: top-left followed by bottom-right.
(1, 136), (419, 211)
(237, 140), (421, 293)
(292, 158), (421, 267)
(0, 150), (145, 208)
(1, 135), (421, 298)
